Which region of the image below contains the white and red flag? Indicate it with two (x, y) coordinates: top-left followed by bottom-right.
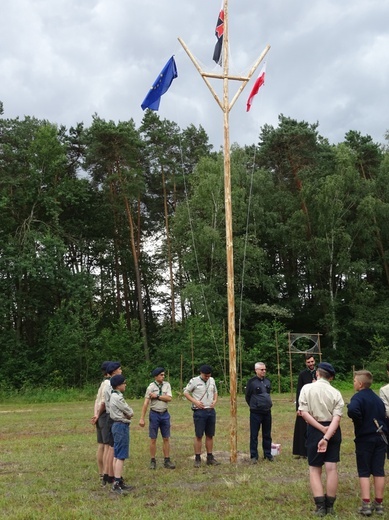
(246, 63), (267, 112)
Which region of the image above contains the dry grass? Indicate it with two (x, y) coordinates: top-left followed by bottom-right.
(0, 391), (385, 519)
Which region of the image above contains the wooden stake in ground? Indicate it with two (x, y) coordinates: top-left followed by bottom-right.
(179, 0), (270, 463)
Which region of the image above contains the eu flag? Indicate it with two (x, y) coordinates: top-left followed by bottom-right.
(141, 56), (178, 111)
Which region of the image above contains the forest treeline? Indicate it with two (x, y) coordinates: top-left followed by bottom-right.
(1, 99), (389, 392)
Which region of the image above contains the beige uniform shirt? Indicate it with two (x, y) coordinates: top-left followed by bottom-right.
(298, 378), (344, 422)
(145, 380), (172, 412)
(94, 378), (110, 416)
(104, 379), (113, 414)
(184, 376), (217, 408)
(110, 390), (134, 423)
(379, 383), (389, 417)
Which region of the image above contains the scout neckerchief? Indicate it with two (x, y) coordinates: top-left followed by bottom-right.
(154, 381), (163, 396)
(197, 376), (211, 403)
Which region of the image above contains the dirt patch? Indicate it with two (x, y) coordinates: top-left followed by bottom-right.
(0, 409), (33, 414)
(0, 461), (20, 474)
(187, 450), (251, 463)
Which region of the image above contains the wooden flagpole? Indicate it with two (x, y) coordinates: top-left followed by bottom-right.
(179, 0), (270, 463)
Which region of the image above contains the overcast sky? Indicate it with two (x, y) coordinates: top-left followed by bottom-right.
(1, 0), (388, 150)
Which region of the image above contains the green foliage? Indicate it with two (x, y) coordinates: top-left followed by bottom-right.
(1, 111), (389, 391)
(0, 384), (96, 403)
(41, 294), (97, 387)
(361, 334), (389, 383)
(245, 320), (289, 378)
(152, 316), (226, 381)
(90, 315), (144, 373)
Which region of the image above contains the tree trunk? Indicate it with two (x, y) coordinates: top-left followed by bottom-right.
(121, 187), (149, 361)
(161, 166), (176, 327)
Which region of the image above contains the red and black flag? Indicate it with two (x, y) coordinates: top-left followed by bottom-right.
(212, 2), (224, 66)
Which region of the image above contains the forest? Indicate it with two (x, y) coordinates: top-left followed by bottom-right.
(1, 98), (389, 393)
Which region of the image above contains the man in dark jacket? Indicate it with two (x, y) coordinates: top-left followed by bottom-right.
(245, 362), (273, 463)
(293, 354), (317, 457)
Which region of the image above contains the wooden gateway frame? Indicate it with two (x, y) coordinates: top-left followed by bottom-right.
(288, 332), (322, 399)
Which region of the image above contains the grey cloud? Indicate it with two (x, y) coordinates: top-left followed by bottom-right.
(0, 0), (387, 148)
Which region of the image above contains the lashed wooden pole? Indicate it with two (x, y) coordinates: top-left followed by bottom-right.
(220, 0), (238, 463)
(179, 0), (270, 463)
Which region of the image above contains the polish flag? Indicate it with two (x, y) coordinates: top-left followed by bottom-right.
(246, 63), (267, 112)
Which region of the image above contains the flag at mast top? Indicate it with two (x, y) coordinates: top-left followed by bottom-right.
(212, 1), (224, 66)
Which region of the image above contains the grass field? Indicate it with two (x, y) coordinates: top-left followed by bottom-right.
(0, 389), (387, 519)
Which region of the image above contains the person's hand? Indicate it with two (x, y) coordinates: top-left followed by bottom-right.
(196, 400), (205, 409)
(91, 415), (98, 425)
(139, 418), (145, 427)
(296, 410), (302, 417)
(150, 392), (158, 400)
(317, 439), (328, 452)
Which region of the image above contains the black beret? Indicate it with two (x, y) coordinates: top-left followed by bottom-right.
(101, 361), (112, 373)
(106, 361), (121, 375)
(199, 364), (212, 374)
(110, 374), (126, 388)
(318, 362), (336, 378)
(151, 367), (165, 377)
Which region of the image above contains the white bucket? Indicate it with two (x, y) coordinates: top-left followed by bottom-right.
(271, 443), (281, 456)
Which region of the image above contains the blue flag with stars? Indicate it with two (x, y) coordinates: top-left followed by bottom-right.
(141, 56), (178, 111)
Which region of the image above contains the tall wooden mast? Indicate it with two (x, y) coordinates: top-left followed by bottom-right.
(179, 0), (270, 463)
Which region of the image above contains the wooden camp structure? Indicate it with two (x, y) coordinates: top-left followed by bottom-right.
(288, 332), (322, 399)
(178, 0), (270, 462)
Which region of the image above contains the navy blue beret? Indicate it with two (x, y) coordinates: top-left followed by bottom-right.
(318, 362), (335, 377)
(101, 361), (112, 373)
(106, 361), (121, 375)
(110, 374), (126, 388)
(151, 367), (165, 377)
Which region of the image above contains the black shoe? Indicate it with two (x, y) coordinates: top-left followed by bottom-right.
(164, 459), (176, 469)
(111, 482), (124, 495)
(194, 459), (201, 468)
(250, 458), (258, 465)
(119, 479), (135, 491)
(325, 495), (336, 516)
(264, 455), (274, 462)
(314, 497), (327, 517)
(149, 460), (156, 470)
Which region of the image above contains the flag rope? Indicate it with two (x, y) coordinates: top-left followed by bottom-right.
(237, 144), (257, 389)
(177, 134), (226, 380)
